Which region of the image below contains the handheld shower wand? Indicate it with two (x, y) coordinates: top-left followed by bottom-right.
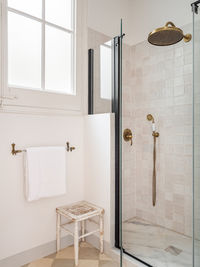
(147, 114), (159, 137)
(147, 114), (159, 206)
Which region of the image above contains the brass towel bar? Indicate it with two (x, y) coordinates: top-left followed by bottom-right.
(11, 142), (75, 155)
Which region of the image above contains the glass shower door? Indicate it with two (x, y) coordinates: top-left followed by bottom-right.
(192, 2), (200, 266)
(121, 4), (193, 267)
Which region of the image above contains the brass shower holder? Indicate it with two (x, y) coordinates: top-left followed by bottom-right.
(146, 114), (160, 138)
(11, 142), (75, 155)
(152, 132), (159, 138)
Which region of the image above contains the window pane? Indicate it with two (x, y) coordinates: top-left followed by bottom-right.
(8, 12), (41, 89)
(45, 0), (72, 29)
(100, 44), (112, 100)
(45, 26), (72, 94)
(8, 0), (42, 18)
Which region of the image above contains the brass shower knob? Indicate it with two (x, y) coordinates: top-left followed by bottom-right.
(123, 129), (133, 146)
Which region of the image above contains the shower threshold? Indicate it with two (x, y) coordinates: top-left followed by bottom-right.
(122, 217), (195, 267)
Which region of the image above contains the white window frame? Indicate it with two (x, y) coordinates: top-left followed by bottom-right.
(0, 0), (87, 114)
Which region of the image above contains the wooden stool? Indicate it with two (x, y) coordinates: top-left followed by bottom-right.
(56, 201), (104, 266)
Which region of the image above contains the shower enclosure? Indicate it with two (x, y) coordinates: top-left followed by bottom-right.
(119, 1), (200, 267)
(88, 1), (200, 266)
(118, 2), (200, 266)
(121, 16), (193, 266)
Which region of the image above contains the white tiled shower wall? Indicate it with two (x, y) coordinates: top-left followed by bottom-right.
(122, 23), (193, 237)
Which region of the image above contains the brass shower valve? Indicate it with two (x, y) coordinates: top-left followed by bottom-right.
(123, 129), (133, 146)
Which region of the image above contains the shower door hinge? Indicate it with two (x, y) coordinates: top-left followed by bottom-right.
(191, 1), (200, 14)
(192, 4), (198, 14)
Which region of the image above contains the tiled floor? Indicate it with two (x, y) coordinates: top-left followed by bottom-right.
(123, 217), (193, 267)
(21, 242), (119, 267)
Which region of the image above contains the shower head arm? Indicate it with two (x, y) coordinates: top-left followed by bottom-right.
(183, 33), (192, 43)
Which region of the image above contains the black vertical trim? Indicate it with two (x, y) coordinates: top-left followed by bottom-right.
(112, 36), (121, 249)
(88, 49), (94, 114)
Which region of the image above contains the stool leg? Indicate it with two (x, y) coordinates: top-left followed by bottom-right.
(99, 213), (104, 254)
(81, 220), (85, 242)
(56, 213), (61, 252)
(74, 221), (79, 266)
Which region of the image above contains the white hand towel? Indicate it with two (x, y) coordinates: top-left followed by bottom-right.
(24, 147), (66, 201)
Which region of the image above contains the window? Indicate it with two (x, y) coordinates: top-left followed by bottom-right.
(7, 0), (75, 95)
(100, 40), (112, 100)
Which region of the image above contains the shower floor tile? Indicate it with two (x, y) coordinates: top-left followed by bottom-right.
(21, 242), (119, 267)
(123, 217), (194, 267)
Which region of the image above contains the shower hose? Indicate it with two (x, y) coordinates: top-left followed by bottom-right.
(153, 135), (156, 206)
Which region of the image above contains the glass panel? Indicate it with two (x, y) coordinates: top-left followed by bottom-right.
(45, 25), (72, 94)
(193, 5), (200, 267)
(121, 5), (193, 267)
(45, 0), (72, 29)
(119, 19), (123, 267)
(100, 41), (112, 100)
(8, 0), (42, 18)
(8, 12), (41, 89)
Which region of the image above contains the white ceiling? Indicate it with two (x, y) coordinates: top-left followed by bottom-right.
(87, 0), (193, 46)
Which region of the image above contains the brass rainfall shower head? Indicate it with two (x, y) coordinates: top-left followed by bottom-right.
(148, 21), (192, 46)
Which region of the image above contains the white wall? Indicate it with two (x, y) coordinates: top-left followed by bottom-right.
(87, 0), (132, 43)
(0, 112), (115, 261)
(0, 113), (84, 260)
(84, 114), (114, 245)
(0, 0), (88, 261)
(87, 0), (193, 45)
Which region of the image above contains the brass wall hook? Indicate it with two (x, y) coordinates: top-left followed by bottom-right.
(66, 142), (76, 152)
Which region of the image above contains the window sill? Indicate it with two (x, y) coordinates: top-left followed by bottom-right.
(8, 85), (76, 97)
(0, 102), (83, 116)
(0, 86), (83, 116)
